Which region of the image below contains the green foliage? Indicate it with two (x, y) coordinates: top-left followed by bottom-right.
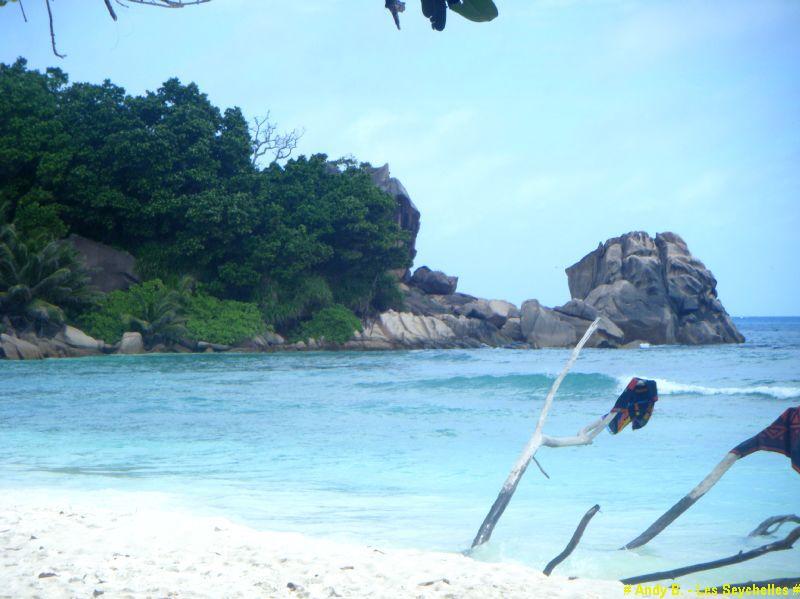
(0, 60), (410, 332)
(13, 191), (67, 241)
(79, 279), (186, 346)
(0, 224), (95, 332)
(371, 272), (405, 313)
(80, 279), (265, 347)
(185, 293), (263, 346)
(295, 304), (362, 345)
(450, 0), (499, 22)
(260, 274), (333, 330)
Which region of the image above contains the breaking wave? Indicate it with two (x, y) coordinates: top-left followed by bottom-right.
(618, 376), (800, 400)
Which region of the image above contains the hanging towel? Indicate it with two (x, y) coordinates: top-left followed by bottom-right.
(607, 378), (659, 434)
(731, 407), (800, 474)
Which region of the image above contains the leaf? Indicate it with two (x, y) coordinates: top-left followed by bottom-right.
(450, 0), (498, 22)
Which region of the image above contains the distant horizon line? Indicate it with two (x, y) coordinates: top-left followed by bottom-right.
(731, 315), (800, 319)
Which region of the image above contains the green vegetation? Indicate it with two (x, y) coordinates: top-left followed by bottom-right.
(184, 293), (264, 346)
(80, 280), (264, 347)
(0, 59), (411, 347)
(79, 280), (185, 346)
(295, 305), (363, 345)
(0, 225), (95, 334)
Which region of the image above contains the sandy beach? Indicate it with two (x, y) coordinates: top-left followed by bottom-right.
(0, 492), (622, 599)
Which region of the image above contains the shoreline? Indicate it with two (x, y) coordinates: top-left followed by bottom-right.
(0, 491), (622, 598)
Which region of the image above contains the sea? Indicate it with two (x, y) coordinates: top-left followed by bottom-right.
(1, 316), (798, 586)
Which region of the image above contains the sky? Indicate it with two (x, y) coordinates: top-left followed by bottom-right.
(1, 0), (798, 316)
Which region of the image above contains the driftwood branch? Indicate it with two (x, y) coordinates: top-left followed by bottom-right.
(543, 505), (601, 576)
(623, 452), (739, 549)
(471, 319), (600, 548)
(531, 456), (550, 479)
(706, 577), (800, 594)
(541, 413), (616, 448)
(749, 515), (800, 537)
(620, 526), (800, 584)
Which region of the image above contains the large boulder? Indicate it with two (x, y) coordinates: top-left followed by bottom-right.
(118, 332), (144, 355)
(367, 164), (421, 278)
(518, 299), (625, 348)
(566, 231), (743, 345)
(554, 299), (598, 321)
(61, 326), (104, 351)
(500, 317), (524, 342)
(409, 266), (458, 295)
(520, 300), (579, 348)
(68, 234), (139, 293)
(461, 299), (520, 328)
(0, 333), (43, 360)
(350, 310), (456, 349)
(398, 284), (451, 317)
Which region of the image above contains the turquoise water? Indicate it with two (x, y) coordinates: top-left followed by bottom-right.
(1, 317), (798, 584)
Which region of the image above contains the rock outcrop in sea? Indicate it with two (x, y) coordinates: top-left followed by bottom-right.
(343, 228), (744, 350)
(565, 231), (744, 345)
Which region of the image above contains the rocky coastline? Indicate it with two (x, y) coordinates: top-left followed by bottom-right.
(0, 166), (744, 360)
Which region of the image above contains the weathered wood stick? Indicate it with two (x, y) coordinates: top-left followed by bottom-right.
(620, 526), (800, 584)
(543, 504), (601, 576)
(749, 514), (800, 537)
(705, 577), (800, 594)
(623, 452), (739, 549)
(471, 318), (600, 548)
(541, 413), (616, 448)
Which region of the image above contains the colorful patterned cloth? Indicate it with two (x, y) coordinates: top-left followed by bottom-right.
(731, 407), (800, 474)
(606, 378), (659, 434)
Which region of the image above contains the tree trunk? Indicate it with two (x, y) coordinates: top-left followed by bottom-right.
(543, 504), (601, 576)
(621, 526), (800, 584)
(471, 319), (600, 548)
(623, 452), (739, 550)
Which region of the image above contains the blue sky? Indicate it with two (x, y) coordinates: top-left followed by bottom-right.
(1, 0), (798, 315)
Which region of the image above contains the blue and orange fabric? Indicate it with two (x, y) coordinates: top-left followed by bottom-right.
(606, 378), (659, 434)
(731, 407), (800, 474)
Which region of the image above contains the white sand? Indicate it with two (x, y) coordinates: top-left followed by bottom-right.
(0, 493), (622, 599)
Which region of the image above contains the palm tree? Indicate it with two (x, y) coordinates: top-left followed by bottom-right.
(122, 282), (188, 348)
(0, 224), (96, 334)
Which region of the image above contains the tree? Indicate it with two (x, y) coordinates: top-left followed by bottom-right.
(0, 224), (95, 334)
(107, 279), (189, 348)
(0, 61), (409, 335)
(250, 113), (304, 168)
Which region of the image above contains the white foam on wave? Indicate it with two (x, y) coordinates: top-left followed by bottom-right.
(616, 376), (800, 399)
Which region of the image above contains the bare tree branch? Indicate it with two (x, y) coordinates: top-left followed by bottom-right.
(622, 452), (739, 550)
(104, 0), (118, 20)
(620, 526), (800, 585)
(16, 0), (214, 57)
(45, 0), (65, 58)
(471, 319), (601, 548)
(749, 515), (800, 537)
(250, 113), (304, 167)
(543, 505), (601, 576)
